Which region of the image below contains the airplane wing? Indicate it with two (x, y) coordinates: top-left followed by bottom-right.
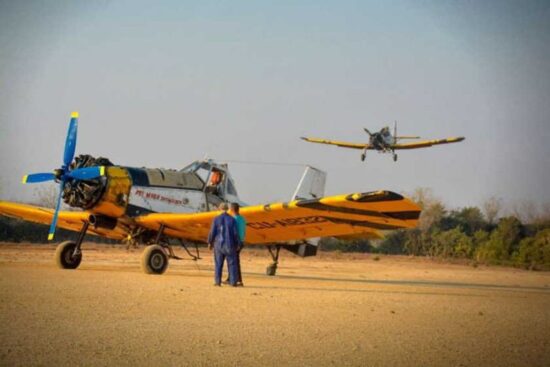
(391, 136), (465, 150)
(300, 137), (368, 150)
(0, 201), (127, 240)
(134, 191), (421, 245)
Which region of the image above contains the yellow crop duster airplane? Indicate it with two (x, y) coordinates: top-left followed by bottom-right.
(0, 113), (422, 276)
(302, 122), (465, 162)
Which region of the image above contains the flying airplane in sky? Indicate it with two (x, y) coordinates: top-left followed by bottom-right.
(0, 113), (421, 276)
(301, 122), (465, 162)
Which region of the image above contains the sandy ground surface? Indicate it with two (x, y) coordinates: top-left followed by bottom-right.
(0, 243), (549, 367)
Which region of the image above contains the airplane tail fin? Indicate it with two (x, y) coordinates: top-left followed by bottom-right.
(285, 166), (327, 254)
(291, 166), (326, 201)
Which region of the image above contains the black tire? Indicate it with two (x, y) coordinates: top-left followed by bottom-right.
(55, 241), (82, 270)
(266, 264), (277, 276)
(141, 245), (169, 274)
(393, 154), (398, 162)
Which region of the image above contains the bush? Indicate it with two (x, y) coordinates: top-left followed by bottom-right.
(514, 229), (550, 270)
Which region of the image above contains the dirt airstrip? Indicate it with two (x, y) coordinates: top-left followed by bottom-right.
(0, 243), (549, 366)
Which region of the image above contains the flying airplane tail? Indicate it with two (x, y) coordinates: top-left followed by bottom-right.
(286, 166), (327, 254)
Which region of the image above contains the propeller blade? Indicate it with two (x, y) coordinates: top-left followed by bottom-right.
(68, 166), (105, 180)
(363, 128), (372, 136)
(63, 112), (79, 167)
(47, 180), (66, 241)
(22, 172), (56, 184)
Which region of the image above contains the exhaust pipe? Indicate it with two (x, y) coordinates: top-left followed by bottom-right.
(88, 214), (118, 230)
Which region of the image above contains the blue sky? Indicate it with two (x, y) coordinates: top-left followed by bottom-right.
(1, 0), (549, 211)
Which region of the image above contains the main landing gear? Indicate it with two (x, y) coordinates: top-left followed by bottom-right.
(266, 245), (281, 276)
(55, 221), (89, 270)
(141, 244), (169, 274)
(140, 224), (171, 275)
(393, 153), (398, 162)
(140, 224), (201, 275)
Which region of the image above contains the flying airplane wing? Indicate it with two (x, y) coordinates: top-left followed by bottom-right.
(391, 136), (465, 150)
(134, 190), (420, 244)
(300, 137), (368, 150)
(0, 201), (127, 240)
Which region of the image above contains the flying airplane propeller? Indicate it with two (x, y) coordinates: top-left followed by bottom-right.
(363, 128), (373, 136)
(21, 112), (105, 240)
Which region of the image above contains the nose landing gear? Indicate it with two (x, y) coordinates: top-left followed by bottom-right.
(55, 220), (89, 270)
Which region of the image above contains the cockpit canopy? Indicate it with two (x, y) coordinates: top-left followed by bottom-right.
(181, 160), (240, 202)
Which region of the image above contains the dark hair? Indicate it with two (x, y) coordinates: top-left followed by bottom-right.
(230, 202), (240, 213)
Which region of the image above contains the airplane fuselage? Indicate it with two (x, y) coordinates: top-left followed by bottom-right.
(64, 160), (240, 223)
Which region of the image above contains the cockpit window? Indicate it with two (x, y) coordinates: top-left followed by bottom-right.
(195, 167), (211, 184)
(226, 178), (238, 196)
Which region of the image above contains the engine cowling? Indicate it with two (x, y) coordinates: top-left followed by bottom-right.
(62, 155), (131, 218)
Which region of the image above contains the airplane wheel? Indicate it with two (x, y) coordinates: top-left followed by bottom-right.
(55, 241), (82, 270)
(393, 154), (398, 162)
(361, 153), (366, 162)
(266, 263), (277, 276)
(141, 245), (169, 275)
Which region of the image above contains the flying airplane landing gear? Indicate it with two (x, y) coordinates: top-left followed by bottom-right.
(55, 220), (89, 270)
(393, 153), (398, 162)
(266, 245), (281, 276)
(361, 153), (366, 162)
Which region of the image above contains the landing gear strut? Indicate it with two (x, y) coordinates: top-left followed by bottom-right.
(266, 245), (281, 276)
(361, 148), (367, 162)
(55, 220), (89, 270)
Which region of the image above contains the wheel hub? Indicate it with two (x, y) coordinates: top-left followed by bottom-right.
(151, 252), (165, 270)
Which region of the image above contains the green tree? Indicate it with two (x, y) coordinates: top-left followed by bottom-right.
(476, 216), (523, 263)
(378, 230), (407, 254)
(514, 229), (550, 270)
(440, 207), (487, 235)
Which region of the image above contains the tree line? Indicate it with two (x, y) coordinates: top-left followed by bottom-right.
(1, 187), (549, 270)
(320, 189), (550, 270)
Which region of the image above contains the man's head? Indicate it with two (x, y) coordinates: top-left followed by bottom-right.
(230, 202), (240, 214)
(218, 202), (229, 211)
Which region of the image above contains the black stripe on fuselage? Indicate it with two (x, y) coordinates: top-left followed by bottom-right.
(296, 199), (420, 221)
(346, 191), (404, 202)
(320, 216), (403, 230)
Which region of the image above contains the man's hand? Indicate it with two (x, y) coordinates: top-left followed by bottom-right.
(208, 243), (213, 251)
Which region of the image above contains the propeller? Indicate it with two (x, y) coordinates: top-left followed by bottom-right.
(21, 112), (105, 240)
(363, 128), (373, 136)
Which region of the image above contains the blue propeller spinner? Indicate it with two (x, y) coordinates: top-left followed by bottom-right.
(21, 112), (105, 240)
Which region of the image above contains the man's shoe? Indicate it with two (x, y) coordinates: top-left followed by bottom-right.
(213, 283), (221, 287)
(236, 282), (244, 287)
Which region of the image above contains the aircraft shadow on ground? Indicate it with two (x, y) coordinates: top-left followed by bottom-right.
(78, 265), (550, 296)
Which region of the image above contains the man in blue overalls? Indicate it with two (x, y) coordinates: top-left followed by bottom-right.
(229, 202), (246, 286)
(207, 202), (240, 286)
